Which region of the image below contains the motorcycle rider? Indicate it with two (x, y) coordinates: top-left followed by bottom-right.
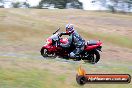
(60, 24), (85, 59)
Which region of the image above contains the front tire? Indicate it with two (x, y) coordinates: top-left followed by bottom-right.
(40, 48), (57, 58)
(40, 48), (48, 58)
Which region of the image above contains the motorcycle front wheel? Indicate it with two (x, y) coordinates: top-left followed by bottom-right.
(40, 48), (48, 58)
(40, 48), (56, 58)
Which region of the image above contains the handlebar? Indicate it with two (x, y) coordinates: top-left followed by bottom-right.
(53, 28), (60, 35)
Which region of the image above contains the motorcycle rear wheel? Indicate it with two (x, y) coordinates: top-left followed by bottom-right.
(91, 50), (100, 64)
(84, 50), (100, 64)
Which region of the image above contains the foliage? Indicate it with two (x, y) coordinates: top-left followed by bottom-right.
(0, 0), (3, 3)
(23, 2), (30, 8)
(12, 2), (21, 8)
(98, 0), (132, 13)
(12, 1), (30, 8)
(38, 0), (82, 9)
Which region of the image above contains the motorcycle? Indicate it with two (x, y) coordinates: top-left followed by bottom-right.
(40, 28), (102, 64)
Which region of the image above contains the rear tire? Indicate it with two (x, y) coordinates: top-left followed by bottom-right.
(90, 50), (100, 64)
(84, 50), (100, 64)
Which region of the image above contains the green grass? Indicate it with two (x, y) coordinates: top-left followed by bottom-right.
(0, 8), (131, 48)
(0, 57), (71, 88)
(83, 32), (132, 48)
(0, 57), (131, 88)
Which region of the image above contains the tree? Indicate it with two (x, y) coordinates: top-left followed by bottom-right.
(12, 2), (21, 8)
(67, 0), (83, 9)
(108, 4), (116, 13)
(23, 2), (30, 8)
(108, 0), (132, 13)
(98, 0), (107, 6)
(0, 0), (3, 3)
(38, 0), (82, 9)
(125, 0), (132, 11)
(98, 0), (132, 13)
(109, 0), (119, 13)
(0, 0), (4, 8)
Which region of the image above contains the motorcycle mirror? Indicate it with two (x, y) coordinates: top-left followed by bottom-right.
(53, 28), (60, 35)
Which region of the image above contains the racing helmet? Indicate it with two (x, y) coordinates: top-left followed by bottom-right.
(65, 24), (74, 34)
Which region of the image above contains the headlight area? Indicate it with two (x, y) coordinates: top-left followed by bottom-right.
(46, 38), (52, 44)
